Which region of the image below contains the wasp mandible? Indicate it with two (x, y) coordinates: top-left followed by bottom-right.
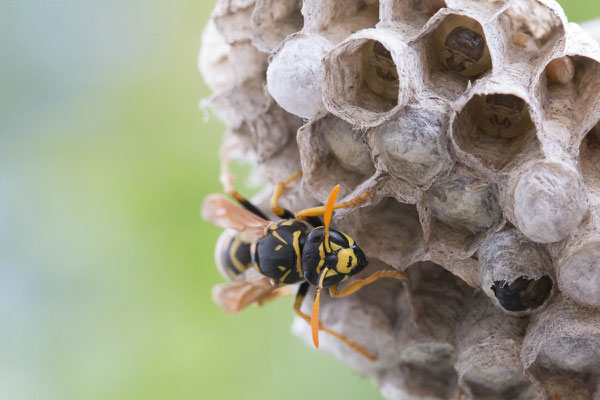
(202, 150), (405, 360)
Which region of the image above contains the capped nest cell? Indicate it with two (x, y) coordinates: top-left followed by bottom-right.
(200, 0), (600, 398)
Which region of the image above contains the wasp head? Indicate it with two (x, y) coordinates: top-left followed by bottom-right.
(302, 227), (368, 287)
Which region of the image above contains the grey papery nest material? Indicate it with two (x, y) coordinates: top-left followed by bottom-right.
(199, 1), (600, 399)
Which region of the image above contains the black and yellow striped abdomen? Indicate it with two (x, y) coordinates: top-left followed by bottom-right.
(252, 220), (312, 284)
(215, 229), (253, 280)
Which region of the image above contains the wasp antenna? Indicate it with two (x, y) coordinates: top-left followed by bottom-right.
(323, 185), (340, 253)
(311, 267), (329, 348)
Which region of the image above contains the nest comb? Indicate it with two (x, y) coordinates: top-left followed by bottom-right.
(199, 1), (600, 398)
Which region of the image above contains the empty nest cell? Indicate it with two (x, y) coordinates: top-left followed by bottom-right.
(297, 112), (375, 201)
(301, 0), (379, 43)
(540, 55), (600, 133)
(366, 105), (453, 189)
(251, 0), (304, 52)
(417, 13), (493, 99)
(322, 29), (415, 127)
(451, 93), (538, 172)
(498, 0), (565, 65)
(335, 197), (424, 270)
(422, 172), (504, 258)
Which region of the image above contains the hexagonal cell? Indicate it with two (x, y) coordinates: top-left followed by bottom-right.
(302, 0), (379, 43)
(451, 92), (538, 173)
(522, 296), (600, 400)
(421, 171), (505, 259)
(478, 228), (555, 316)
(456, 291), (535, 400)
(297, 112), (375, 201)
(322, 29), (418, 128)
(579, 122), (600, 201)
(555, 206), (600, 309)
(335, 198), (424, 271)
(539, 55), (600, 133)
(251, 0), (304, 52)
(366, 105), (453, 189)
(266, 33), (333, 120)
(498, 0), (565, 65)
(512, 159), (589, 244)
(416, 13), (493, 99)
(404, 261), (472, 342)
(380, 0), (447, 38)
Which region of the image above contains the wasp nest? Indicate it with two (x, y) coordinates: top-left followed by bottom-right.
(200, 1), (600, 398)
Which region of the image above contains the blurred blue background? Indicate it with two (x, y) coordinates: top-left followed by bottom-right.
(0, 1), (597, 399)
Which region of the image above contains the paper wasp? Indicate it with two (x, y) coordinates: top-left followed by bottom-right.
(202, 152), (405, 360)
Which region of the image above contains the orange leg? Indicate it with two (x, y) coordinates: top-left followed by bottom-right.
(293, 282), (377, 361)
(270, 171), (303, 218)
(329, 270), (406, 298)
(294, 190), (370, 220)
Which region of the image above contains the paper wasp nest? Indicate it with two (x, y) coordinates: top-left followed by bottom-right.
(200, 0), (600, 398)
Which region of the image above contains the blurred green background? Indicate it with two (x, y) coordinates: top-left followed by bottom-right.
(0, 1), (597, 399)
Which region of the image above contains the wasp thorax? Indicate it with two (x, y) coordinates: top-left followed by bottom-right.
(433, 16), (492, 78)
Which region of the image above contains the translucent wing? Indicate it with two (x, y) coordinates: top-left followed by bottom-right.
(202, 194), (269, 242)
(211, 268), (278, 314)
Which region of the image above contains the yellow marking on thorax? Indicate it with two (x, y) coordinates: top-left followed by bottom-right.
(278, 266), (286, 271)
(292, 230), (303, 277)
(229, 237), (248, 273)
(275, 244), (283, 251)
(271, 231), (288, 244)
(317, 242), (326, 274)
(325, 269), (337, 278)
(280, 220), (294, 226)
(280, 269), (291, 282)
(272, 231), (289, 245)
(342, 233), (354, 246)
(330, 242), (342, 251)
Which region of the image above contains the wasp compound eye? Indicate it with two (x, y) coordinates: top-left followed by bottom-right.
(444, 26), (485, 72)
(491, 275), (553, 312)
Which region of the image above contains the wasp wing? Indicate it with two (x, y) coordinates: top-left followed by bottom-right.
(202, 194), (269, 242)
(212, 268), (278, 314)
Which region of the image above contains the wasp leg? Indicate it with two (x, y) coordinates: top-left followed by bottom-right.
(329, 270), (406, 298)
(219, 146), (269, 219)
(270, 170), (302, 219)
(293, 282), (377, 361)
(295, 190), (371, 220)
(457, 391), (462, 400)
(256, 286), (294, 306)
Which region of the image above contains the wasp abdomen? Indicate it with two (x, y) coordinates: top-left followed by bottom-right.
(253, 220), (311, 284)
(215, 229), (253, 280)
